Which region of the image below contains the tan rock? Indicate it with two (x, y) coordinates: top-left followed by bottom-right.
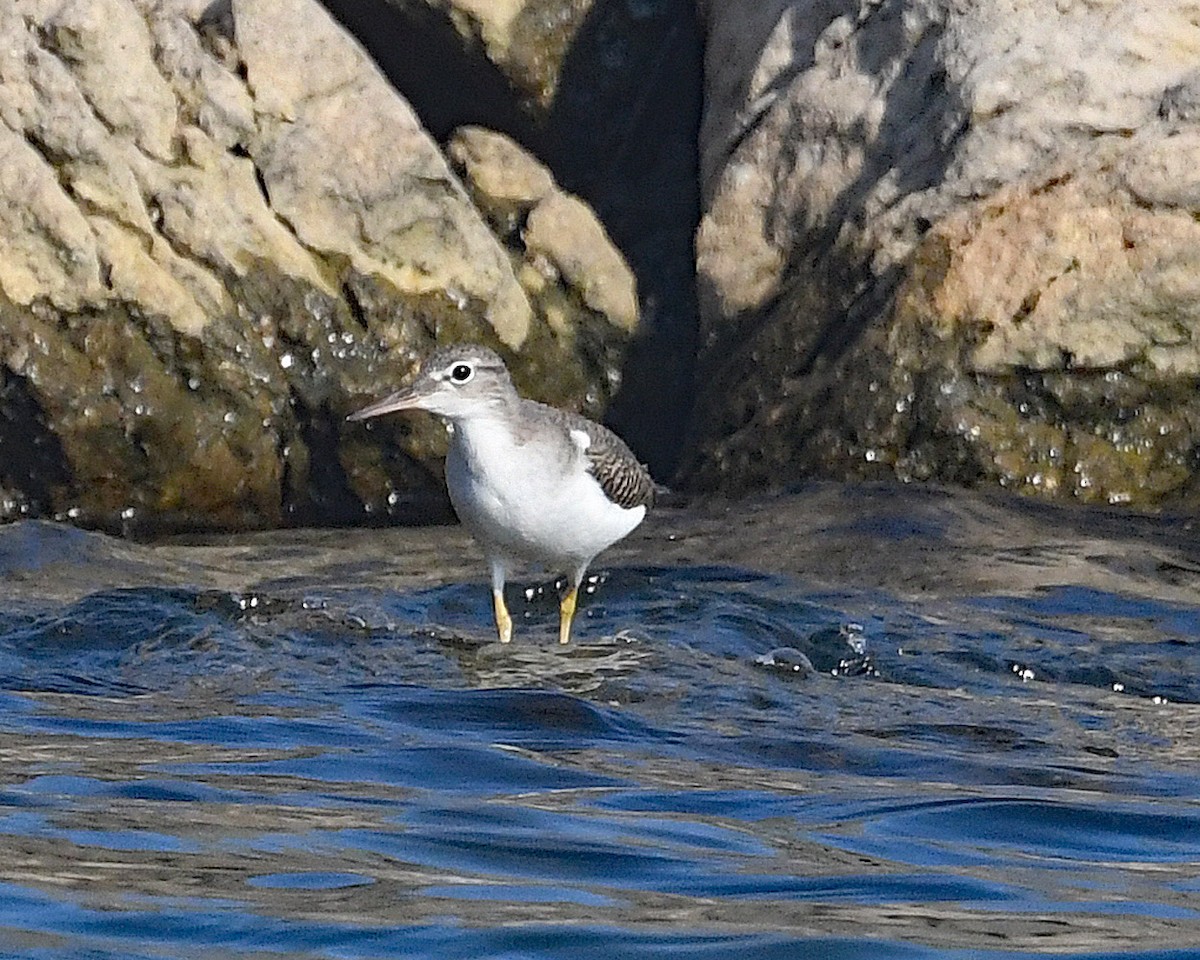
(449, 126), (638, 334)
(235, 0), (531, 348)
(1119, 130), (1200, 208)
(38, 0), (179, 161)
(911, 172), (1200, 376)
(524, 193), (637, 333)
(0, 0), (635, 533)
(448, 126), (554, 227)
(0, 126), (106, 310)
(686, 0), (1200, 509)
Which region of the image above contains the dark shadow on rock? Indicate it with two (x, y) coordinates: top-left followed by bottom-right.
(685, 0), (971, 491)
(294, 405), (458, 529)
(0, 369), (72, 520)
(286, 396), (363, 527)
(317, 0), (537, 144)
(547, 0), (703, 482)
(316, 0), (703, 481)
(766, 0), (963, 375)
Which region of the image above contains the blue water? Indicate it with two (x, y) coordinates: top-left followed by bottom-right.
(1, 510), (1200, 958)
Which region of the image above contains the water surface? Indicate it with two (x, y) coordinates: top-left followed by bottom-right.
(2, 484), (1200, 958)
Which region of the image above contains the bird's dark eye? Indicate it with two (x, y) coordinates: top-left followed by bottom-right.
(449, 363), (474, 384)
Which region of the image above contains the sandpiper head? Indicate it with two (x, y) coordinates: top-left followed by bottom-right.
(348, 344), (516, 422)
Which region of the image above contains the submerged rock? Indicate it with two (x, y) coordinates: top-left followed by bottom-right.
(0, 0), (638, 533)
(685, 0), (1200, 509)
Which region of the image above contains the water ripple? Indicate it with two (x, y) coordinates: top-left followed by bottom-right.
(2, 519), (1200, 957)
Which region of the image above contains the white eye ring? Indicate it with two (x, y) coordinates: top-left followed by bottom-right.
(448, 362), (474, 384)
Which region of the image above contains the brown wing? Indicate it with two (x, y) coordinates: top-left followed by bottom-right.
(583, 423), (655, 510)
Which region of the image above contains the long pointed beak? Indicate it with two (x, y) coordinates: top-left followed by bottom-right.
(346, 387), (425, 422)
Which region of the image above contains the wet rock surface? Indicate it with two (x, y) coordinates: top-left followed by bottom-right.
(6, 482), (1197, 612)
(0, 0), (640, 533)
(686, 0), (1200, 509)
(3, 0), (1200, 532)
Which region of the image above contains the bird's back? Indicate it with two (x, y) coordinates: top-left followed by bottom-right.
(514, 400), (655, 511)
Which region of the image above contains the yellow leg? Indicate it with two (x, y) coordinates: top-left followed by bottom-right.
(558, 584), (579, 645)
(493, 588), (513, 644)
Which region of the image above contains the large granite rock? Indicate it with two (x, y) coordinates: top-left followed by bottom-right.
(0, 0), (638, 532)
(686, 0), (1200, 508)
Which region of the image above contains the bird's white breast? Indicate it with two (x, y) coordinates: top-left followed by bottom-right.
(445, 415), (645, 570)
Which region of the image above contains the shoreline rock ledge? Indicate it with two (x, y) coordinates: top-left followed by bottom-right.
(5, 0), (1200, 533)
(684, 0), (1200, 510)
(0, 0), (637, 533)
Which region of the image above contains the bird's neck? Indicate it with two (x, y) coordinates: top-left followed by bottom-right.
(447, 405), (519, 460)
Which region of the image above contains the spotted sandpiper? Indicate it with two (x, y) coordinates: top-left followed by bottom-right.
(349, 344), (654, 644)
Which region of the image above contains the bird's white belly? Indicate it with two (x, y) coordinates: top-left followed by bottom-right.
(445, 421), (644, 569)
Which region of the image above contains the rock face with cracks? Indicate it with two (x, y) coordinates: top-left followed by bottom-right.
(6, 0), (1199, 527)
(0, 0), (638, 532)
(686, 0), (1200, 509)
